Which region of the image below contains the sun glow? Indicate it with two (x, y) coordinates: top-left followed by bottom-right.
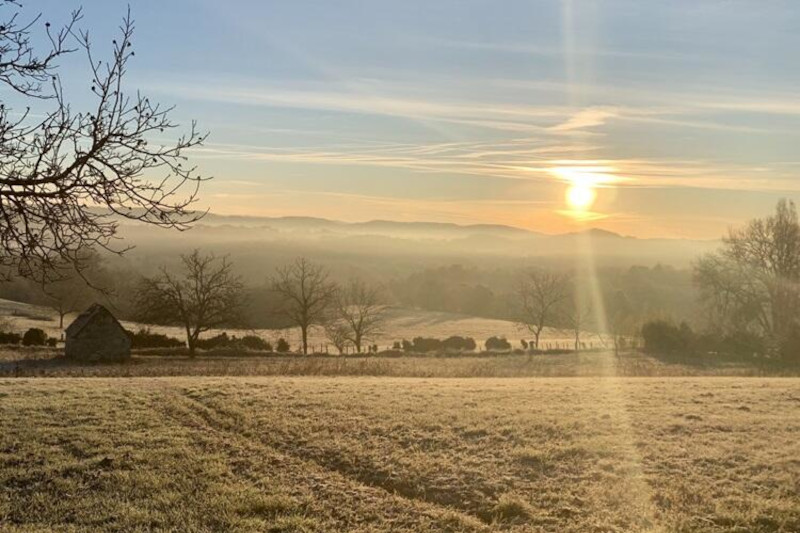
(566, 183), (597, 210)
(548, 164), (622, 217)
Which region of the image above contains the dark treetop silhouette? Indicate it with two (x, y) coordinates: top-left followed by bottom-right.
(0, 4), (207, 283)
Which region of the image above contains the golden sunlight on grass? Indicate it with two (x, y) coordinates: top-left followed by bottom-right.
(1, 377), (798, 532)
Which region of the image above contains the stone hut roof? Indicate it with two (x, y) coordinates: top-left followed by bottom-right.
(66, 303), (126, 338)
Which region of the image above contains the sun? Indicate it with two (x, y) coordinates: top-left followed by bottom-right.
(566, 183), (596, 211)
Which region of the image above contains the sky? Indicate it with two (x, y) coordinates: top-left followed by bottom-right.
(27, 0), (800, 238)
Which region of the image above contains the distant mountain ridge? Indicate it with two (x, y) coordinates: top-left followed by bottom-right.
(195, 212), (695, 242)
(113, 210), (719, 270)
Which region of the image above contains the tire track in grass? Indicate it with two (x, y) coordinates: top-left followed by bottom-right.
(161, 388), (491, 533)
(175, 385), (516, 527)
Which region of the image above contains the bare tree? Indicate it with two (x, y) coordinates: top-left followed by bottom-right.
(324, 320), (350, 355)
(42, 253), (108, 330)
(136, 250), (243, 356)
(335, 279), (386, 353)
(271, 257), (337, 355)
(0, 5), (208, 283)
(606, 289), (635, 356)
(696, 199), (800, 352)
(563, 292), (592, 352)
(517, 268), (571, 350)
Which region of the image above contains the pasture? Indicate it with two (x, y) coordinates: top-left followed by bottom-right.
(2, 347), (798, 379)
(0, 298), (579, 352)
(1, 376), (798, 532)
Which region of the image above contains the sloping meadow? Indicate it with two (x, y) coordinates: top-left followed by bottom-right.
(1, 376), (798, 532)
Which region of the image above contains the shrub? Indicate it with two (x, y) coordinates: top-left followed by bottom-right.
(239, 335), (271, 351)
(195, 332), (231, 350)
(127, 328), (184, 349)
(717, 330), (765, 357)
(485, 336), (511, 351)
(441, 336), (477, 352)
(46, 338), (58, 347)
(412, 337), (442, 352)
(22, 328), (47, 346)
(779, 327), (800, 363)
(392, 341), (402, 350)
(401, 339), (413, 352)
(0, 331), (21, 345)
(641, 320), (694, 353)
(276, 338), (290, 353)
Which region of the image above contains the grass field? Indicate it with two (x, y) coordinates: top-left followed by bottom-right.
(1, 376), (798, 532)
(2, 347), (799, 378)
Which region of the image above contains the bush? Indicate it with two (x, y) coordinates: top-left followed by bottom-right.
(276, 338), (290, 353)
(127, 328), (184, 349)
(195, 332), (231, 350)
(779, 327), (800, 363)
(485, 336), (511, 351)
(0, 331), (21, 345)
(641, 320), (694, 353)
(401, 339), (413, 352)
(239, 335), (271, 351)
(22, 328), (47, 346)
(717, 330), (766, 357)
(411, 337), (442, 352)
(191, 333), (274, 352)
(641, 320), (773, 359)
(46, 338), (57, 347)
(441, 336), (477, 352)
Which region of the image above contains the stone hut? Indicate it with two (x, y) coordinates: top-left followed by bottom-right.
(65, 304), (131, 361)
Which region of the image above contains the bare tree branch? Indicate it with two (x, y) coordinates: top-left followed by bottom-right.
(516, 268), (570, 350)
(271, 257), (337, 355)
(136, 250), (243, 356)
(334, 278), (387, 353)
(0, 5), (209, 283)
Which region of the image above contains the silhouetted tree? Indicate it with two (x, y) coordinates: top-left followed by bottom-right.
(334, 279), (386, 353)
(606, 289), (635, 355)
(0, 5), (207, 282)
(324, 320), (350, 355)
(517, 268), (571, 350)
(271, 257), (337, 355)
(562, 285), (593, 352)
(136, 250), (243, 356)
(41, 252), (109, 330)
(696, 199), (800, 355)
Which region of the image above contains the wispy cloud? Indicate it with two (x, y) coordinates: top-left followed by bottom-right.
(549, 107), (619, 133)
(192, 139), (800, 194)
(415, 36), (696, 61)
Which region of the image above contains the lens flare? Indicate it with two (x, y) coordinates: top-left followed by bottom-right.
(566, 184), (596, 211)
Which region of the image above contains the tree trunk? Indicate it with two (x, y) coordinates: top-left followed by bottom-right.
(355, 333), (362, 353)
(301, 326), (308, 355)
(186, 326), (196, 357)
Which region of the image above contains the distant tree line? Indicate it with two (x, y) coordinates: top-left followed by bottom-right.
(639, 199), (800, 363)
(130, 252), (388, 356)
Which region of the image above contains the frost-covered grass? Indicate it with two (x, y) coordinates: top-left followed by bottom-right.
(1, 376), (798, 532)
